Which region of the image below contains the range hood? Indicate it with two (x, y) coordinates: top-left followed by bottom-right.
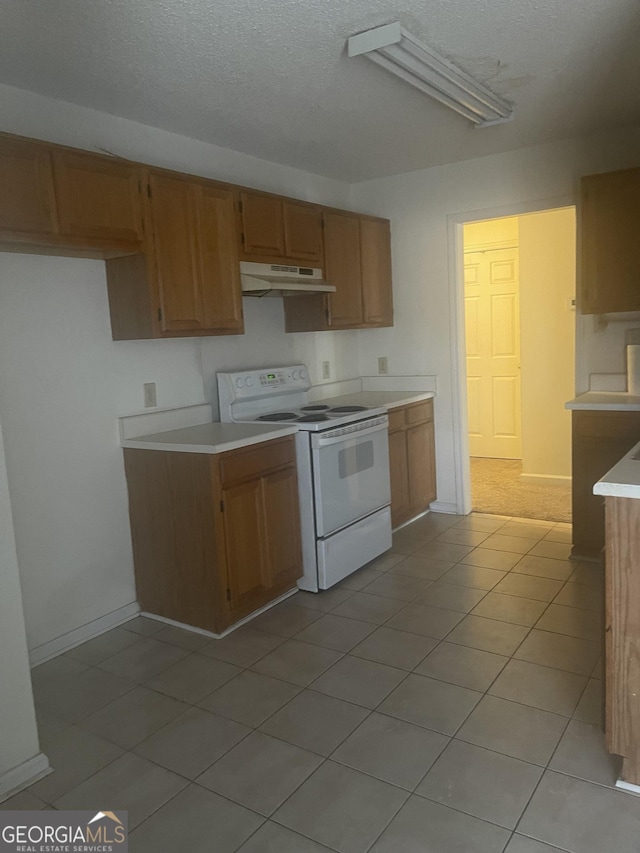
(240, 262), (336, 297)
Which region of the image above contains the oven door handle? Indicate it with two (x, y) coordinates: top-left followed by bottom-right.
(312, 419), (389, 448)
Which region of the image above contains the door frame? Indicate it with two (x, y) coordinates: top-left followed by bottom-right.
(446, 196), (577, 515)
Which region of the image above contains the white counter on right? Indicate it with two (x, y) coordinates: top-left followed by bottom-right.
(566, 392), (640, 411)
(594, 440), (640, 498)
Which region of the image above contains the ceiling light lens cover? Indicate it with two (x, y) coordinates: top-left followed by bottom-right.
(348, 22), (513, 127)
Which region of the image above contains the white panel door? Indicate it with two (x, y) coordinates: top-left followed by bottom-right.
(464, 248), (522, 459)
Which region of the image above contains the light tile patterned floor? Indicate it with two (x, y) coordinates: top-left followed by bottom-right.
(4, 512), (640, 852)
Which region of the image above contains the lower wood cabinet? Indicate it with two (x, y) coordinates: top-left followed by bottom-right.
(572, 411), (640, 560)
(604, 496), (640, 786)
(388, 400), (437, 528)
(123, 435), (302, 633)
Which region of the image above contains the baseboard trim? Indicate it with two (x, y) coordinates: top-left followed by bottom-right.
(428, 500), (459, 515)
(28, 602), (140, 667)
(0, 753), (51, 803)
(616, 779), (640, 796)
(140, 587), (298, 640)
(519, 473), (571, 487)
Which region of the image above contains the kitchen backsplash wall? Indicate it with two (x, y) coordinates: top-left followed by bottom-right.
(198, 299), (360, 420)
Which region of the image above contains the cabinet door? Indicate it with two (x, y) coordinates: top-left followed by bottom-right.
(389, 428), (410, 528)
(262, 466), (303, 589)
(148, 173), (204, 333)
(283, 201), (323, 264)
(571, 411), (640, 559)
(0, 136), (57, 237)
(221, 478), (271, 614)
(52, 150), (143, 245)
(196, 184), (244, 333)
(581, 168), (640, 314)
(324, 211), (363, 327)
(240, 192), (285, 258)
(407, 420), (437, 512)
(361, 217), (393, 326)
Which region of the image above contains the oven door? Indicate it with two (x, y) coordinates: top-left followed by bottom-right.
(311, 415), (391, 537)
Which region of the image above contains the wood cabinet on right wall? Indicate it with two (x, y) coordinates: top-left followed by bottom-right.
(580, 167), (640, 314)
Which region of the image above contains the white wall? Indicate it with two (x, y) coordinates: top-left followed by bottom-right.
(0, 254), (206, 653)
(352, 129), (640, 509)
(519, 208), (575, 481)
(0, 84), (355, 661)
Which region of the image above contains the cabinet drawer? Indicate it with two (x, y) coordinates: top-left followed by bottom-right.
(574, 411), (640, 441)
(406, 400), (433, 425)
(218, 437), (296, 485)
(388, 409), (407, 432)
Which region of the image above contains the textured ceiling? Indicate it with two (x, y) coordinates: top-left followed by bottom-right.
(1, 0), (639, 181)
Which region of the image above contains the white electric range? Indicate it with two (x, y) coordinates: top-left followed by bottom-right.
(217, 365), (392, 591)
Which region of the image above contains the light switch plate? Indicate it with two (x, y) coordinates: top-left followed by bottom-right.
(322, 361), (331, 380)
(378, 356), (389, 375)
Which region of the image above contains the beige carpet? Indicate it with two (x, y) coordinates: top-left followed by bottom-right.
(471, 457), (572, 523)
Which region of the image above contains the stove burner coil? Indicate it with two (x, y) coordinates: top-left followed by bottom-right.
(256, 412), (298, 421)
(329, 405), (368, 413)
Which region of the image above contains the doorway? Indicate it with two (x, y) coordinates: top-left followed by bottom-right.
(461, 209), (575, 522)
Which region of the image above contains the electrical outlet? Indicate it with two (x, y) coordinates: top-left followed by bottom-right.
(322, 361), (331, 380)
(378, 356), (389, 375)
(143, 382), (157, 408)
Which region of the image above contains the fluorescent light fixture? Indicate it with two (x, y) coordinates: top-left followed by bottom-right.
(348, 22), (513, 127)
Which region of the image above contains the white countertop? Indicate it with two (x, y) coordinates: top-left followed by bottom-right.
(315, 390), (435, 411)
(566, 392), (640, 411)
(121, 421), (298, 455)
(118, 389), (435, 455)
(594, 440), (640, 498)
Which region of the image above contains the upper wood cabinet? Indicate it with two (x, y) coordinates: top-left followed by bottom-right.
(0, 131), (392, 339)
(325, 211), (364, 327)
(283, 211), (394, 332)
(51, 150), (144, 248)
(239, 191), (284, 258)
(361, 217), (393, 326)
(0, 134), (144, 254)
(581, 167), (640, 314)
(0, 135), (58, 240)
(283, 201), (323, 264)
(106, 171), (243, 339)
(239, 191), (323, 265)
(147, 173), (202, 334)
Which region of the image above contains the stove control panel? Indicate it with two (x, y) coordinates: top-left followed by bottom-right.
(218, 365), (311, 405)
